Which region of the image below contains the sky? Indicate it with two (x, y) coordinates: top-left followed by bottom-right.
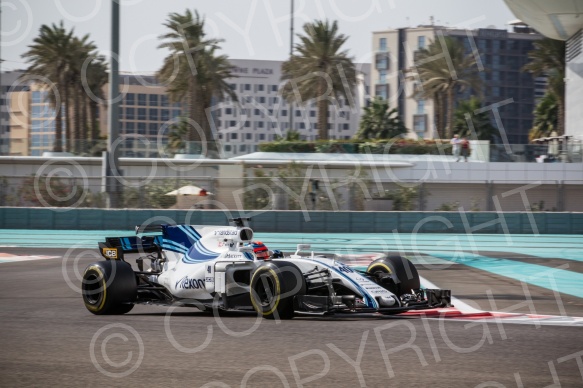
(1, 0), (518, 73)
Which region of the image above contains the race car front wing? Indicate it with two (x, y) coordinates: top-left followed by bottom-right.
(294, 288), (452, 315)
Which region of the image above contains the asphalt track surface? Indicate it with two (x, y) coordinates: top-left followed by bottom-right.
(1, 239), (583, 387)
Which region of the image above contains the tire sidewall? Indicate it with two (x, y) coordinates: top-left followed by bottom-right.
(250, 261), (305, 319)
(367, 255), (420, 296)
(82, 260), (137, 315)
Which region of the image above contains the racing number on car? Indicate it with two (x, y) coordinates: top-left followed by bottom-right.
(102, 248), (118, 259)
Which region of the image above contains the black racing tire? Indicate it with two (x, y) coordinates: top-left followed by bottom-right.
(367, 255), (420, 297)
(250, 261), (306, 320)
(82, 260), (137, 315)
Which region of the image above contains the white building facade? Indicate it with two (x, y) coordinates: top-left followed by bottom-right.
(216, 59), (370, 157)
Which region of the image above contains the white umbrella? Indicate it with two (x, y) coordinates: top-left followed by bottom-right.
(165, 185), (212, 196)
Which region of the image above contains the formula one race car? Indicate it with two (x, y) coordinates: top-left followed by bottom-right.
(82, 218), (451, 318)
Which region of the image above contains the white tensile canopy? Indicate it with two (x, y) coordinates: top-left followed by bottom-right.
(165, 185), (212, 196)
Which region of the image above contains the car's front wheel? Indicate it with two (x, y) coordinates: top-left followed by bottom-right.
(250, 261), (305, 319)
(367, 255), (420, 297)
(82, 260), (137, 315)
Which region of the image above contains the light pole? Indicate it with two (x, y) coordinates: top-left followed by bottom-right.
(104, 0), (122, 208)
(288, 0), (294, 136)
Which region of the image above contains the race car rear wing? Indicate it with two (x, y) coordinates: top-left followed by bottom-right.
(98, 235), (162, 260)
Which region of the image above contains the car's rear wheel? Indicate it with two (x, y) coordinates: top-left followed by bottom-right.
(250, 261), (305, 319)
(367, 255), (420, 297)
(82, 260), (137, 315)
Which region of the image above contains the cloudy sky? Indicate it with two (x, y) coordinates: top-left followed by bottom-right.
(1, 0), (517, 73)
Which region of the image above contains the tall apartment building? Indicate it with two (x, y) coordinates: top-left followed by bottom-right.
(371, 25), (543, 143)
(0, 70), (26, 155)
(9, 59), (370, 157)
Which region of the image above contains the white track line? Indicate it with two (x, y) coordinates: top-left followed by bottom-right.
(420, 276), (583, 326)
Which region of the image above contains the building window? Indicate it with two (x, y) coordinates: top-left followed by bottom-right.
(149, 94), (159, 106)
(379, 70), (387, 84)
(375, 85), (388, 100)
(137, 122), (146, 134)
(417, 99), (425, 114)
(244, 84), (251, 91)
(379, 37), (387, 51)
(31, 105), (43, 118)
(137, 108), (146, 120)
(226, 108), (232, 115)
(230, 133), (238, 140)
(413, 114), (427, 133)
(138, 94), (147, 106)
(126, 108), (135, 120)
(161, 95), (169, 107)
(229, 120), (236, 127)
(229, 83), (236, 90)
(281, 110), (287, 117)
(125, 93), (135, 105)
(161, 109), (169, 121)
(271, 85), (278, 92)
(258, 121), (264, 128)
(376, 53), (388, 70)
(418, 36), (426, 50)
(148, 109), (158, 121)
(310, 111), (316, 117)
(343, 123), (349, 130)
(258, 84), (264, 91)
(254, 109), (260, 116)
(32, 91), (44, 104)
(245, 133), (252, 140)
(148, 123), (158, 136)
(126, 122), (135, 132)
(259, 96), (266, 104)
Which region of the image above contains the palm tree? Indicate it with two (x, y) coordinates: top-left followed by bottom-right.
(523, 38), (566, 135)
(83, 55), (108, 147)
(415, 36), (482, 139)
(274, 130), (301, 142)
(194, 46), (238, 156)
(67, 35), (97, 154)
(529, 92), (558, 142)
(21, 22), (74, 152)
(281, 20), (357, 140)
(158, 10), (236, 157)
(166, 117), (189, 156)
(356, 97), (407, 140)
(453, 96), (496, 140)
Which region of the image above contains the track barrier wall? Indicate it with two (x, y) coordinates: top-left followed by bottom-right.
(1, 207), (582, 234)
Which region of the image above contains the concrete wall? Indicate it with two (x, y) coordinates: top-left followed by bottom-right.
(2, 156), (583, 211)
(1, 207), (582, 234)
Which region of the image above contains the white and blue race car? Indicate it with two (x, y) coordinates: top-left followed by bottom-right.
(82, 218), (451, 318)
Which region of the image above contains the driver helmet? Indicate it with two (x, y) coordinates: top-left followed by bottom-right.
(250, 241), (270, 260)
